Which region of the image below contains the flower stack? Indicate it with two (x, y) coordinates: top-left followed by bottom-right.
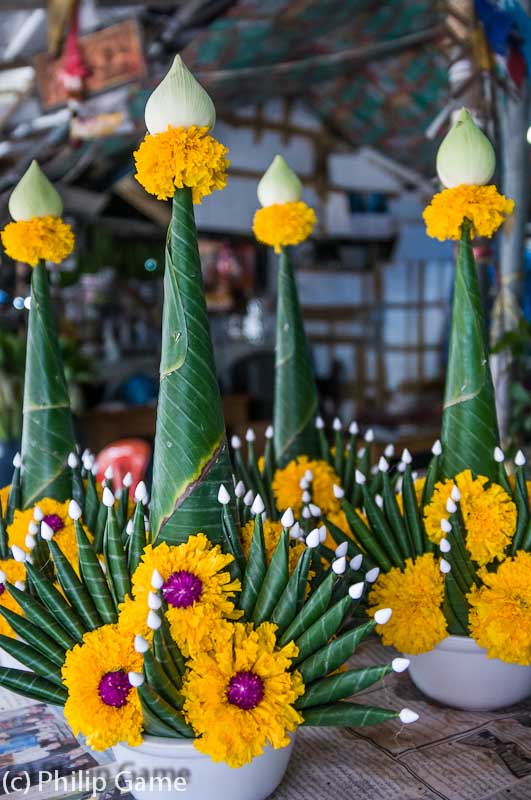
(0, 56), (419, 799)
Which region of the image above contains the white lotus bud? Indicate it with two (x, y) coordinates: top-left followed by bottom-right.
(257, 154), (302, 207)
(436, 108), (495, 188)
(135, 481), (148, 504)
(235, 480), (245, 498)
(68, 500), (82, 521)
(245, 428), (256, 443)
(378, 456), (389, 473)
(432, 440), (442, 456)
(217, 485), (231, 505)
(401, 448), (412, 464)
(494, 446), (505, 463)
(364, 429), (374, 443)
(144, 55), (215, 135)
(231, 435), (242, 449)
(104, 465), (114, 481)
(515, 450), (526, 467)
(8, 160), (63, 221)
(333, 417), (342, 431)
(349, 421), (359, 435)
(384, 444), (395, 458)
(243, 490), (254, 506)
(251, 495), (265, 515)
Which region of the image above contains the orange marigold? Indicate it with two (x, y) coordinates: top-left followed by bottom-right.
(423, 185), (514, 241)
(253, 202), (316, 253)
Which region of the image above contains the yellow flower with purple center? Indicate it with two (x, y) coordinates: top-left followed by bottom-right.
(181, 620), (304, 768)
(368, 554), (447, 655)
(468, 552), (531, 665)
(119, 534), (241, 655)
(62, 623), (143, 751)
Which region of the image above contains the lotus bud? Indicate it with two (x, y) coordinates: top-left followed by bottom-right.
(144, 54), (216, 135)
(8, 160), (63, 222)
(257, 155), (302, 207)
(436, 108), (495, 189)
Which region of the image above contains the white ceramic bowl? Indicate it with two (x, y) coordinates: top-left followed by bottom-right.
(112, 735), (294, 800)
(408, 635), (531, 711)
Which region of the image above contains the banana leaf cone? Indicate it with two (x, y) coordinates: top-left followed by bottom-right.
(21, 262), (76, 507)
(150, 188), (236, 545)
(441, 222), (499, 482)
(274, 248), (320, 466)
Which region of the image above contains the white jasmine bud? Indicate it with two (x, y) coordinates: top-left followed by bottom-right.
(147, 610), (162, 630)
(349, 581), (365, 600)
(128, 672), (144, 688)
(123, 472), (133, 488)
(374, 607), (392, 625)
(365, 567), (380, 583)
(399, 708), (419, 724)
(134, 635), (150, 654)
(40, 521), (54, 540)
(151, 569), (164, 590)
(217, 485), (231, 505)
(332, 556), (347, 575)
(281, 508), (294, 528)
(432, 440), (442, 456)
(102, 487), (115, 507)
(350, 554), (363, 571)
(148, 591), (162, 610)
(68, 500), (82, 521)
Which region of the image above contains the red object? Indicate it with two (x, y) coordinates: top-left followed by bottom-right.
(507, 43), (526, 88)
(58, 2), (90, 99)
(96, 439), (151, 495)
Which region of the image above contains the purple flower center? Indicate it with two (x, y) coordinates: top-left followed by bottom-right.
(98, 670), (131, 708)
(227, 671), (265, 711)
(162, 570), (203, 608)
(43, 514), (65, 533)
(0, 584), (5, 596)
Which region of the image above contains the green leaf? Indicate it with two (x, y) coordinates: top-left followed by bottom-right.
(143, 649), (184, 710)
(48, 539), (102, 630)
(362, 486), (405, 568)
(75, 519), (117, 624)
(20, 262), (76, 507)
(0, 635), (63, 685)
(298, 620), (376, 684)
(401, 465), (424, 557)
(302, 702), (399, 727)
(511, 466), (530, 554)
(6, 582), (77, 650)
(294, 595), (351, 663)
(0, 667), (67, 705)
(443, 569), (469, 635)
(24, 562), (86, 642)
(271, 548), (312, 633)
(252, 529), (289, 624)
(140, 699), (182, 738)
(297, 664), (392, 708)
(274, 249), (320, 465)
(279, 571), (335, 646)
(221, 503), (245, 581)
(341, 499), (393, 571)
(103, 506), (131, 605)
(150, 189), (235, 545)
(138, 684), (194, 738)
(5, 465), (21, 526)
(152, 626), (182, 688)
(0, 499), (9, 559)
(83, 471), (100, 534)
(0, 605), (66, 666)
(240, 514), (267, 618)
(441, 223), (499, 481)
(381, 472), (413, 560)
(128, 501), (147, 575)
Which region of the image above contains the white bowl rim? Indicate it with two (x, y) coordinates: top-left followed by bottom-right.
(115, 734), (295, 760)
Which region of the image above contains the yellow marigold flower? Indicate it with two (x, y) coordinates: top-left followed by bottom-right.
(423, 185), (514, 241)
(0, 559), (26, 637)
(62, 623), (143, 750)
(0, 485), (10, 514)
(272, 456), (341, 516)
(7, 498), (90, 572)
(133, 125), (229, 203)
(253, 201), (316, 253)
(424, 470), (515, 564)
(122, 535), (241, 656)
(368, 554), (447, 655)
(241, 518), (305, 575)
(468, 552), (531, 665)
(1, 217), (74, 267)
(182, 620), (304, 768)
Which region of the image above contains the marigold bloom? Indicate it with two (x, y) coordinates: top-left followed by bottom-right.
(468, 552), (531, 665)
(62, 623), (143, 750)
(1, 217), (74, 266)
(134, 125), (229, 203)
(253, 201), (316, 253)
(423, 185), (514, 241)
(368, 554), (447, 655)
(181, 620), (304, 767)
(272, 456), (341, 517)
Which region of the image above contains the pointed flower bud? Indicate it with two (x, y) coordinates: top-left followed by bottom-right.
(436, 108), (495, 189)
(8, 160), (63, 221)
(257, 155), (302, 207)
(145, 55), (216, 135)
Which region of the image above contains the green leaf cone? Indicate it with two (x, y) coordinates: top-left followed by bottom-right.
(441, 223), (499, 481)
(21, 262), (75, 507)
(274, 249), (320, 465)
(150, 188), (235, 545)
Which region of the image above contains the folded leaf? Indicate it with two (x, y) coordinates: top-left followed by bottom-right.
(297, 664), (392, 708)
(302, 701), (399, 727)
(297, 620), (376, 684)
(0, 667), (67, 705)
(0, 635), (63, 685)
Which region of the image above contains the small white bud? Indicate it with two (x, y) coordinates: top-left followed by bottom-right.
(440, 538), (451, 553)
(289, 522), (302, 539)
(265, 424), (274, 439)
(515, 450), (526, 467)
(302, 490), (311, 504)
(123, 472), (133, 488)
(446, 498), (457, 514)
(235, 480), (246, 498)
(134, 634), (150, 653)
(374, 607), (392, 625)
(14, 580), (26, 591)
(104, 465), (114, 481)
(68, 500), (82, 521)
(299, 478), (309, 491)
(281, 508), (294, 528)
(350, 554), (363, 571)
(333, 417), (342, 431)
(12, 452), (22, 469)
(439, 558), (451, 574)
(245, 428), (256, 443)
(147, 610), (162, 630)
(217, 485), (231, 505)
(315, 416), (325, 430)
(364, 429), (374, 443)
(332, 556), (347, 575)
(102, 487), (115, 508)
(28, 521), (38, 536)
(397, 462), (406, 474)
(309, 503), (321, 517)
(25, 534), (36, 550)
(357, 447), (366, 459)
(365, 566), (380, 583)
(115, 488), (123, 501)
(128, 672), (144, 688)
(451, 485), (461, 502)
(306, 528), (321, 548)
(231, 435), (241, 449)
(349, 421), (359, 435)
(67, 452), (78, 469)
(126, 519), (134, 536)
(134, 481), (148, 504)
(392, 658), (410, 673)
(33, 506), (44, 522)
(335, 542), (348, 558)
(251, 495), (265, 515)
(355, 470), (366, 485)
(304, 470), (314, 482)
(151, 569), (164, 590)
(349, 581), (365, 600)
(494, 446), (505, 463)
(384, 444), (395, 458)
(440, 518), (452, 534)
(375, 494), (384, 509)
(378, 456), (389, 473)
(432, 439), (442, 456)
(401, 448), (412, 464)
(40, 521), (54, 541)
(148, 591), (162, 610)
(333, 484), (345, 499)
(399, 708), (419, 724)
(11, 545), (26, 563)
(302, 507), (312, 519)
(0, 570), (6, 584)
(243, 490), (254, 506)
